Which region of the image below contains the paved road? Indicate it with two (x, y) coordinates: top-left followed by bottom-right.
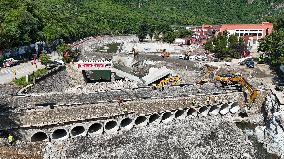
(0, 60), (45, 84)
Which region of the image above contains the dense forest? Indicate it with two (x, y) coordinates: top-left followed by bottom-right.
(0, 0), (283, 51)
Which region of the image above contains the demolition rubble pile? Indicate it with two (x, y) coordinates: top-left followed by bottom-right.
(27, 68), (75, 94)
(43, 116), (271, 159)
(255, 93), (284, 157)
(80, 80), (139, 93)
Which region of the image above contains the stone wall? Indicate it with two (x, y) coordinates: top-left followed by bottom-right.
(15, 92), (243, 128)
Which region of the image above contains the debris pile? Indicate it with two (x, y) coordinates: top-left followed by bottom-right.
(42, 116), (269, 159)
(28, 68), (75, 94)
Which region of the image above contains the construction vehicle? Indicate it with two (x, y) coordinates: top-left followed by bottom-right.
(196, 64), (218, 85)
(214, 74), (259, 103)
(161, 49), (170, 58)
(152, 74), (181, 90)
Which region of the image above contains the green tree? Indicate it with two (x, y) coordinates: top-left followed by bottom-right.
(205, 32), (246, 59)
(163, 31), (177, 43)
(177, 29), (192, 38)
(148, 25), (155, 41)
(137, 21), (149, 42)
(39, 53), (50, 66)
(56, 43), (71, 57)
(204, 40), (214, 52)
(259, 28), (284, 66)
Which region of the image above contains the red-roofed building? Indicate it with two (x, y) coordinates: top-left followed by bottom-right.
(219, 22), (273, 50)
(191, 24), (221, 43)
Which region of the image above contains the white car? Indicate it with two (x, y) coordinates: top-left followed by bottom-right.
(3, 58), (19, 67)
(179, 54), (185, 59)
(189, 55), (196, 61)
(54, 60), (65, 65)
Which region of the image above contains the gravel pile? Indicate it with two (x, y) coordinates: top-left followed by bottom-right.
(80, 80), (138, 93)
(28, 69), (75, 94)
(43, 116), (269, 159)
(0, 84), (21, 96)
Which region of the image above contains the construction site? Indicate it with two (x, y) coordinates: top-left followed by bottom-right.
(0, 36), (283, 159)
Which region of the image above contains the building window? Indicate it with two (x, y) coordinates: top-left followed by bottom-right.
(240, 33), (244, 36)
(258, 33), (262, 36)
(236, 33), (239, 36)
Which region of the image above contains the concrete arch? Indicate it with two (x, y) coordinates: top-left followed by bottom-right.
(70, 126), (86, 137)
(230, 102), (240, 114)
(187, 108), (197, 117)
(104, 120), (119, 134)
(199, 106), (209, 117)
(175, 109), (186, 119)
(135, 115), (148, 127)
(220, 103), (230, 115)
(148, 113), (161, 125)
(209, 105), (220, 116)
(120, 117), (134, 131)
(161, 111), (174, 123)
(52, 129), (68, 140)
(88, 123), (103, 135)
(31, 131), (49, 142)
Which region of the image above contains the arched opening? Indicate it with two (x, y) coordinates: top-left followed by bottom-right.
(230, 102), (240, 114)
(199, 106), (208, 114)
(135, 116), (147, 125)
(52, 129), (67, 139)
(149, 113), (160, 123)
(88, 123), (103, 133)
(162, 112), (172, 121)
(238, 112), (248, 118)
(175, 110), (185, 118)
(220, 103), (229, 115)
(31, 132), (48, 142)
(161, 112), (173, 123)
(187, 108), (197, 116)
(71, 126), (85, 136)
(105, 120), (117, 130)
(120, 118), (133, 128)
(209, 105), (219, 116)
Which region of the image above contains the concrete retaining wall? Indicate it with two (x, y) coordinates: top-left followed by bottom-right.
(26, 101), (242, 142)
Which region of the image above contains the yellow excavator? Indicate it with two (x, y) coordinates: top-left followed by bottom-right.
(196, 64), (218, 85)
(152, 74), (181, 90)
(214, 74), (259, 103)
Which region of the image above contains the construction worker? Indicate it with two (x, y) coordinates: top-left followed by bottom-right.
(8, 134), (14, 145)
(12, 69), (16, 79)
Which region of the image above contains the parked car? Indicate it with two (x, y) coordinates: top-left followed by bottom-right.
(239, 58), (253, 65)
(189, 55), (196, 61)
(47, 60), (64, 69)
(54, 60), (65, 65)
(3, 58), (19, 67)
(246, 60), (254, 68)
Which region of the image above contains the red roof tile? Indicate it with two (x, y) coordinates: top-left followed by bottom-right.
(220, 22), (273, 31)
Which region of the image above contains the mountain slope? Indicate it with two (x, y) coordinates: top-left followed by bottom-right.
(0, 0), (283, 50)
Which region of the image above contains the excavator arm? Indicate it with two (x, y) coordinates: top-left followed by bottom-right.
(214, 75), (259, 103)
(197, 65), (218, 85)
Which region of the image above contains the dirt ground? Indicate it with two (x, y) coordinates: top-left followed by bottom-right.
(0, 142), (44, 159)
